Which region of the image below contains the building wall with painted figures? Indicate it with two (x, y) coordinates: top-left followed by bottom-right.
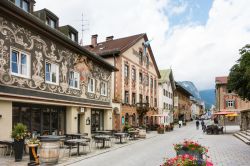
(0, 0), (114, 139)
(174, 88), (192, 122)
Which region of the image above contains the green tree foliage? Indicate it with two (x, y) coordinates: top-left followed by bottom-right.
(228, 44), (250, 100)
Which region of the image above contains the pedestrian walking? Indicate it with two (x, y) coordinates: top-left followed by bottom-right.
(178, 120), (182, 128)
(201, 120), (206, 132)
(196, 120), (200, 130)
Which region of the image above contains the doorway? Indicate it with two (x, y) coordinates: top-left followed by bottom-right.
(91, 109), (104, 132)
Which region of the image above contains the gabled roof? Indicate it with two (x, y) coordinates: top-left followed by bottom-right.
(84, 33), (161, 78)
(84, 33), (144, 56)
(159, 69), (176, 89)
(215, 76), (228, 85)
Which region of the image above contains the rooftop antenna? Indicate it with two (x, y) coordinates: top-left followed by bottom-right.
(79, 12), (89, 46)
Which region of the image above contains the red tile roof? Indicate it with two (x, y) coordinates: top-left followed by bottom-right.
(84, 33), (145, 56)
(84, 33), (161, 78)
(215, 76), (228, 84)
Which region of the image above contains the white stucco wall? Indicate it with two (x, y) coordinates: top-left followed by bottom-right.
(0, 100), (12, 140)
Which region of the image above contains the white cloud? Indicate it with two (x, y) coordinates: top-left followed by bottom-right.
(34, 0), (250, 90)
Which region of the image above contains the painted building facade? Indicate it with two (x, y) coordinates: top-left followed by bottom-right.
(85, 34), (161, 130)
(173, 82), (193, 122)
(158, 69), (175, 125)
(215, 76), (250, 126)
(0, 0), (116, 140)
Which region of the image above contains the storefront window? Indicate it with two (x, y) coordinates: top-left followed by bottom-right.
(91, 109), (104, 132)
(12, 103), (66, 136)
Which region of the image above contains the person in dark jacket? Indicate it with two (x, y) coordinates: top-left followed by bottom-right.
(201, 120), (205, 132)
(196, 120), (200, 130)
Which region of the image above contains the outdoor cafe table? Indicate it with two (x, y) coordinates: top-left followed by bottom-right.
(66, 139), (87, 156)
(114, 133), (127, 143)
(94, 130), (112, 135)
(94, 135), (112, 148)
(65, 133), (87, 139)
(0, 140), (14, 156)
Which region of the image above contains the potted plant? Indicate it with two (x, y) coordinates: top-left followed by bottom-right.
(11, 123), (28, 162)
(157, 125), (165, 134)
(174, 140), (208, 160)
(161, 154), (213, 166)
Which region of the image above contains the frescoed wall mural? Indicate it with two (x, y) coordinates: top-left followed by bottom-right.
(0, 16), (111, 103)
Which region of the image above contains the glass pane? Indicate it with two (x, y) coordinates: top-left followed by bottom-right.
(15, 0), (21, 7)
(52, 72), (57, 83)
(50, 20), (56, 28)
(46, 63), (50, 72)
(46, 72), (50, 81)
(31, 108), (41, 136)
(51, 109), (58, 135)
(43, 109), (50, 135)
(21, 54), (26, 64)
(21, 64), (27, 75)
(11, 51), (18, 73)
(22, 0), (29, 12)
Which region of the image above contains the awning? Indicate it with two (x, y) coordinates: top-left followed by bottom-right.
(213, 111), (236, 115)
(225, 113), (238, 117)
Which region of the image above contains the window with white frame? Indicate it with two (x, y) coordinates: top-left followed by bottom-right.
(226, 100), (235, 108)
(124, 64), (129, 79)
(125, 91), (129, 104)
(100, 81), (108, 96)
(131, 68), (136, 81)
(69, 71), (80, 89)
(45, 62), (59, 84)
(11, 49), (30, 77)
(88, 78), (95, 93)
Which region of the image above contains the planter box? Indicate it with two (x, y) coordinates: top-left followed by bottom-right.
(176, 150), (203, 160)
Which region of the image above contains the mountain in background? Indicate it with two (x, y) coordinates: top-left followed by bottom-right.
(178, 81), (201, 100)
(199, 89), (215, 109)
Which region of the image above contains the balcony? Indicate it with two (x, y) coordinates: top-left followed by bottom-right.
(136, 102), (149, 113)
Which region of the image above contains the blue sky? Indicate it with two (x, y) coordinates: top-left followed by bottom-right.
(166, 0), (213, 27)
(36, 0), (250, 90)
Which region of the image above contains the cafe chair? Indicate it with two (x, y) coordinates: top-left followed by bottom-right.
(80, 138), (91, 153)
(63, 140), (77, 157)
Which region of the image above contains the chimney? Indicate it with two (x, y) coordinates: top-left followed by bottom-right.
(91, 34), (98, 47)
(106, 36), (114, 41)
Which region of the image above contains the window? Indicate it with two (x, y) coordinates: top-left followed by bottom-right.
(69, 71), (80, 89)
(145, 75), (149, 86)
(146, 56), (149, 67)
(14, 0), (29, 12)
(70, 32), (76, 42)
(139, 94), (143, 103)
(88, 78), (95, 93)
(132, 93), (136, 105)
(124, 64), (129, 78)
(131, 68), (136, 81)
(226, 100), (235, 108)
(11, 49), (30, 77)
(166, 90), (168, 97)
(154, 98), (157, 107)
(150, 78), (153, 88)
(154, 79), (157, 89)
(45, 62), (59, 84)
(139, 72), (143, 84)
(124, 91), (129, 104)
(139, 51), (143, 64)
(163, 102), (165, 109)
(100, 82), (108, 96)
(146, 96), (149, 103)
(46, 17), (56, 29)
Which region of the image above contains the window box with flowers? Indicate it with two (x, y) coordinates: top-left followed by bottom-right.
(161, 140), (213, 166)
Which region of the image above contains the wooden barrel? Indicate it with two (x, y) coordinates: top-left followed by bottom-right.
(39, 137), (60, 165)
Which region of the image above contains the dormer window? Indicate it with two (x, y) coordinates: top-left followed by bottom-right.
(46, 17), (56, 29)
(14, 0), (29, 12)
(70, 32), (76, 42)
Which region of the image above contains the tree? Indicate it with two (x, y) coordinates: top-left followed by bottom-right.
(228, 44), (250, 101)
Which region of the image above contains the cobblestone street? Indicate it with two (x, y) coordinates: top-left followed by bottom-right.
(70, 122), (250, 166)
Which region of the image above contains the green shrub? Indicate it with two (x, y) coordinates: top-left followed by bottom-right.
(11, 123), (28, 141)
